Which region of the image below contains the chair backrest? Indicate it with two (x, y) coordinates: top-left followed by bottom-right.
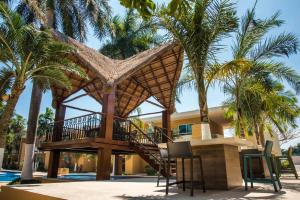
(263, 140), (273, 157)
(159, 148), (168, 159)
(287, 147), (293, 158)
(167, 141), (193, 159)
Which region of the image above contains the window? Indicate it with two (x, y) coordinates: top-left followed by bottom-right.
(178, 124), (193, 135)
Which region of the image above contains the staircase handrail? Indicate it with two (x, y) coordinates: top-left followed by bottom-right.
(154, 126), (174, 143)
(129, 121), (158, 145)
(128, 133), (161, 163)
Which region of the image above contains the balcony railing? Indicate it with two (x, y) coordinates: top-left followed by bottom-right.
(41, 113), (173, 145)
(43, 113), (103, 142)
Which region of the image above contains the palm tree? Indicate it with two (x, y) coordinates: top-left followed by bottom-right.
(213, 4), (300, 139)
(37, 107), (54, 137)
(17, 0), (111, 42)
(224, 80), (300, 145)
(100, 9), (162, 59)
(0, 3), (86, 172)
(13, 0), (111, 180)
(160, 0), (238, 138)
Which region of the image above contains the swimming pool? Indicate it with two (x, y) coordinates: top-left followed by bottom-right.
(58, 173), (143, 181)
(0, 171), (21, 182)
(59, 173), (96, 181)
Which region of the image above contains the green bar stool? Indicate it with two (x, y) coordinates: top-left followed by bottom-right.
(243, 140), (282, 192)
(276, 147), (298, 179)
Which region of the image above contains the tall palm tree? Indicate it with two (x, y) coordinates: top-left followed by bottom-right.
(0, 3), (86, 171)
(14, 0), (111, 180)
(100, 9), (162, 59)
(17, 0), (111, 41)
(160, 0), (238, 138)
(213, 4), (300, 138)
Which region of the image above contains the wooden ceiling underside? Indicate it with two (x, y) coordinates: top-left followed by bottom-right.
(51, 32), (183, 117)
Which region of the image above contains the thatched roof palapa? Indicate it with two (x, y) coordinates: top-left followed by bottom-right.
(51, 30), (184, 118)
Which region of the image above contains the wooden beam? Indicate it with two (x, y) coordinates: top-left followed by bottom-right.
(53, 104), (66, 142)
(149, 63), (167, 107)
(129, 111), (162, 118)
(115, 155), (123, 175)
(63, 104), (97, 114)
(101, 87), (115, 140)
(96, 147), (112, 180)
(63, 93), (89, 103)
(47, 150), (60, 178)
(162, 109), (172, 142)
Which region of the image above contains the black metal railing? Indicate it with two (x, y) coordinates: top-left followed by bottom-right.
(112, 116), (131, 141)
(152, 126), (174, 143)
(43, 113), (103, 142)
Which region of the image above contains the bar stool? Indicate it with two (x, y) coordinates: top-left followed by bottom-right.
(243, 140), (282, 192)
(276, 147), (298, 179)
(157, 148), (176, 187)
(166, 141), (206, 196)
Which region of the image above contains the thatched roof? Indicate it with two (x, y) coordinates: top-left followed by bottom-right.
(51, 31), (184, 117)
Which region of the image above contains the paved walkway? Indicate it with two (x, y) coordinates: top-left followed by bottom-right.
(2, 175), (300, 200)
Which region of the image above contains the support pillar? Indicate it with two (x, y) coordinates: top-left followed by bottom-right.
(115, 154), (123, 175)
(162, 110), (172, 142)
(47, 150), (60, 178)
(47, 103), (65, 178)
(53, 103), (66, 141)
(96, 147), (112, 180)
(21, 81), (43, 180)
(101, 86), (115, 140)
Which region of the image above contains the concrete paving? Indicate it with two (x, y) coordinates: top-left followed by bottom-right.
(2, 175), (299, 200)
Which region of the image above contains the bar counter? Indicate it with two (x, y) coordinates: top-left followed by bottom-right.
(160, 137), (254, 190)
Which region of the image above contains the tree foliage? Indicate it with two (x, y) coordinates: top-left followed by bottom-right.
(15, 0), (112, 42)
(161, 0), (238, 123)
(100, 9), (162, 59)
(0, 2), (87, 149)
(213, 4), (300, 142)
(37, 107), (54, 137)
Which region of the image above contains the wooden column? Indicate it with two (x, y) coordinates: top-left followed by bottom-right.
(47, 103), (65, 178)
(96, 147), (112, 180)
(115, 154), (123, 175)
(47, 150), (60, 178)
(53, 103), (66, 141)
(101, 86), (115, 140)
(162, 110), (171, 142)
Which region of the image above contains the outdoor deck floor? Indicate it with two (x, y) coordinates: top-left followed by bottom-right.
(2, 173), (300, 200)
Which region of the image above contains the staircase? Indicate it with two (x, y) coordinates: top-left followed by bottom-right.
(128, 121), (173, 176)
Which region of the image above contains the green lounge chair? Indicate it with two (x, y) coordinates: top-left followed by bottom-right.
(243, 140), (282, 192)
(276, 147), (298, 179)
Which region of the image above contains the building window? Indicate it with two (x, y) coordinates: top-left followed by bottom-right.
(178, 124), (193, 135)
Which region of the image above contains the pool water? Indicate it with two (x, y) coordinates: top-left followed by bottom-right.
(0, 171), (21, 182)
(59, 173), (96, 181)
(59, 173), (142, 181)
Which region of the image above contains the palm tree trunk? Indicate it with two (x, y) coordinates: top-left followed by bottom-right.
(21, 81), (43, 180)
(0, 83), (24, 169)
(21, 7), (53, 180)
(235, 86), (245, 138)
(253, 120), (260, 145)
(259, 123), (265, 147)
(198, 77), (211, 140)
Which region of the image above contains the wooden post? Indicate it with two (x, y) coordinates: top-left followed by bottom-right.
(53, 103), (66, 141)
(162, 110), (171, 142)
(47, 103), (65, 178)
(96, 147), (112, 180)
(47, 150), (60, 178)
(101, 86), (115, 140)
(115, 154), (123, 175)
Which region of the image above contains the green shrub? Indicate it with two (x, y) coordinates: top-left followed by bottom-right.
(145, 165), (156, 176)
(281, 160), (290, 169)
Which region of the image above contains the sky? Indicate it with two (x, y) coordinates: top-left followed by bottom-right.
(11, 0), (300, 148)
